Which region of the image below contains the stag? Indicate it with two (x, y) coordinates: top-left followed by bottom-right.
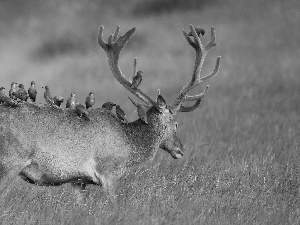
(0, 25), (220, 202)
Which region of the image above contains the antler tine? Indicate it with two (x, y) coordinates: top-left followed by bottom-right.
(108, 34), (113, 46)
(171, 24), (221, 113)
(98, 26), (107, 50)
(183, 31), (196, 49)
(198, 56), (221, 82)
(157, 89), (160, 98)
(189, 24), (202, 49)
(98, 26), (156, 106)
(113, 26), (120, 42)
(133, 57), (137, 76)
(185, 85), (209, 101)
(130, 57), (137, 82)
(98, 25), (136, 55)
(205, 27), (217, 52)
(179, 98), (202, 112)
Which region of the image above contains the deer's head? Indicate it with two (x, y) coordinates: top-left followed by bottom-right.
(98, 25), (220, 159)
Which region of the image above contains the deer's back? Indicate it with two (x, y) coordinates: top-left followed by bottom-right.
(0, 104), (132, 170)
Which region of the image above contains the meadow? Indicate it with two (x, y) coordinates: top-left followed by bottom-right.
(0, 0), (300, 224)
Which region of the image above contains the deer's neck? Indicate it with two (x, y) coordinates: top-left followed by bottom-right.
(124, 119), (164, 166)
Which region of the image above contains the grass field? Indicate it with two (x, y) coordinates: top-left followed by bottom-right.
(0, 0), (300, 224)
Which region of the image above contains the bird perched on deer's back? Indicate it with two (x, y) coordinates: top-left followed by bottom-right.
(9, 82), (18, 100)
(66, 93), (76, 109)
(102, 102), (116, 111)
(131, 71), (143, 89)
(85, 92), (95, 109)
(53, 96), (64, 107)
(0, 87), (18, 107)
(75, 102), (90, 121)
(13, 84), (29, 101)
(43, 86), (54, 105)
(116, 105), (127, 123)
(188, 26), (205, 37)
(28, 81), (37, 102)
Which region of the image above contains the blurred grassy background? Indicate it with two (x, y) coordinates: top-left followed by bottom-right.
(0, 0), (300, 224)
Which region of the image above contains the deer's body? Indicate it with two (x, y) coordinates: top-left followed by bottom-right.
(0, 102), (178, 193)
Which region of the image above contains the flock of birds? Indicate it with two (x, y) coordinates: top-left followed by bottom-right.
(0, 81), (130, 123)
(0, 26), (205, 124)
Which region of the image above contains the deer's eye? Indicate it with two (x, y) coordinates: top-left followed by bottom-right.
(175, 122), (178, 129)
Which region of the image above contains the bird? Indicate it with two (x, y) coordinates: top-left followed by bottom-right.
(28, 81), (37, 102)
(43, 86), (54, 105)
(102, 102), (116, 111)
(13, 84), (29, 101)
(188, 26), (205, 37)
(128, 97), (148, 124)
(131, 71), (143, 89)
(9, 82), (18, 100)
(66, 93), (76, 109)
(0, 87), (18, 107)
(75, 102), (90, 121)
(85, 92), (95, 109)
(116, 105), (127, 123)
(53, 96), (64, 107)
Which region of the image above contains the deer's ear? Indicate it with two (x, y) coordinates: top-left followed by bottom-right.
(156, 95), (167, 113)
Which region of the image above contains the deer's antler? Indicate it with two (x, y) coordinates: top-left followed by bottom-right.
(170, 25), (221, 113)
(98, 25), (220, 114)
(98, 26), (156, 106)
